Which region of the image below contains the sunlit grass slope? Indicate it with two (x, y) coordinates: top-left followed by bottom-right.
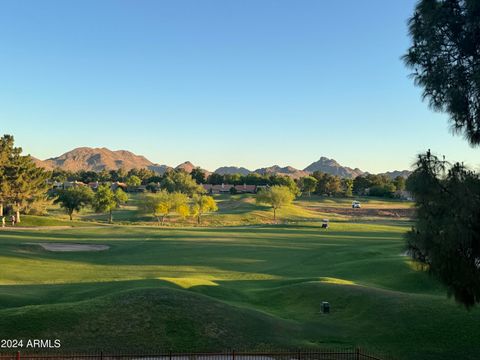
(24, 193), (349, 226)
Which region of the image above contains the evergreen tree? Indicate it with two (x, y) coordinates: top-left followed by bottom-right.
(404, 0), (480, 306)
(0, 136), (16, 216)
(0, 135), (49, 222)
(406, 151), (480, 307)
(404, 0), (480, 145)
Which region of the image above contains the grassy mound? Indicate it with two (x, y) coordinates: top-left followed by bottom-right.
(0, 285), (299, 352)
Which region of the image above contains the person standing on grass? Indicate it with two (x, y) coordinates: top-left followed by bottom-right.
(1, 216), (5, 228)
(10, 215), (15, 226)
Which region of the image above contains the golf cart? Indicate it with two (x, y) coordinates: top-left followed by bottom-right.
(352, 200), (361, 209)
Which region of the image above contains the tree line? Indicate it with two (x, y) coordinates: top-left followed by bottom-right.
(53, 169), (220, 224)
(297, 172), (406, 198)
(53, 167), (408, 199)
(55, 184), (219, 225)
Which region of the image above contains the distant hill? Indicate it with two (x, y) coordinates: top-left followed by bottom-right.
(175, 161), (196, 173)
(37, 147), (153, 172)
(175, 161), (211, 177)
(214, 166), (252, 175)
(34, 147), (170, 173)
(32, 147), (410, 179)
(148, 164), (173, 175)
(254, 165), (309, 179)
(303, 157), (364, 178)
(30, 156), (55, 170)
(379, 170), (412, 179)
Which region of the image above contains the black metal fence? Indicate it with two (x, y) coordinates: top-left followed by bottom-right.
(0, 350), (394, 360)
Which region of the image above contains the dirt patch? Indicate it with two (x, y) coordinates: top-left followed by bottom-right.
(27, 243), (109, 252)
(318, 207), (414, 218)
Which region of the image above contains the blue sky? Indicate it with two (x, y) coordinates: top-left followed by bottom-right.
(0, 0), (478, 173)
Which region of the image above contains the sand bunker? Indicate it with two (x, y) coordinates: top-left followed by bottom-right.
(27, 243), (109, 252)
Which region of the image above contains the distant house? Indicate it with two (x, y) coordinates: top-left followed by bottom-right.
(201, 183), (257, 194)
(111, 182), (128, 192)
(63, 181), (86, 189)
(234, 184), (257, 194)
(202, 183), (234, 194)
(215, 184), (234, 193)
(51, 181), (64, 189)
(88, 181), (100, 190)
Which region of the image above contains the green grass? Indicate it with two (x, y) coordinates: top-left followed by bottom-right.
(0, 196), (478, 359)
(12, 215), (99, 227)
(41, 193), (352, 226)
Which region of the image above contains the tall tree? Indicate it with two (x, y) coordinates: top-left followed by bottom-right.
(77, 171), (98, 184)
(190, 167), (206, 184)
(109, 168), (128, 182)
(207, 173), (224, 185)
(92, 185), (128, 223)
(393, 175), (406, 192)
(244, 173), (267, 186)
(353, 175), (372, 196)
(406, 151), (480, 307)
(404, 0), (480, 307)
(312, 172), (342, 196)
(403, 0), (480, 145)
(369, 183), (396, 198)
(2, 139), (49, 223)
(141, 191), (189, 225)
(298, 176), (318, 197)
(141, 191), (173, 225)
(269, 175), (301, 196)
(224, 173), (243, 185)
(256, 185), (295, 221)
(51, 169), (72, 183)
(161, 171), (204, 196)
(191, 194), (217, 224)
(97, 169), (111, 182)
(0, 135), (17, 217)
(54, 186), (94, 220)
(126, 175), (142, 187)
(342, 178), (354, 197)
(171, 192), (190, 219)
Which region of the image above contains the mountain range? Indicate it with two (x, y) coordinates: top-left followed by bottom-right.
(32, 147), (411, 179)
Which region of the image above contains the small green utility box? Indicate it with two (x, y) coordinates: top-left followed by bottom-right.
(321, 301), (330, 314)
